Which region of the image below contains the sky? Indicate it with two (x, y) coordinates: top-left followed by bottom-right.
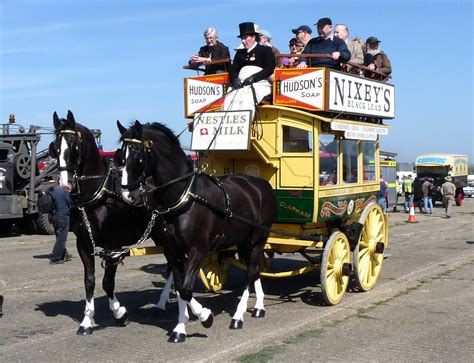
(1, 0), (473, 163)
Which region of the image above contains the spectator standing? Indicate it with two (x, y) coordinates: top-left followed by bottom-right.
(49, 183), (72, 264)
(413, 176), (424, 213)
(189, 28), (230, 75)
(378, 174), (389, 213)
(422, 177), (434, 214)
(403, 175), (414, 213)
(393, 175), (401, 212)
(259, 29), (281, 67)
(364, 36), (392, 79)
(291, 25), (312, 47)
(441, 176), (456, 218)
(334, 24), (364, 73)
(222, 22), (275, 118)
(297, 17), (351, 70)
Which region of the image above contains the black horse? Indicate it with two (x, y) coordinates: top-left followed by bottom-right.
(117, 120), (277, 343)
(50, 111), (172, 335)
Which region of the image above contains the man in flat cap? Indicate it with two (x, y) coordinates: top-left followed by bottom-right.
(297, 17), (351, 70)
(259, 29), (281, 67)
(291, 25), (312, 47)
(364, 36), (392, 80)
(441, 176), (456, 218)
(222, 22), (275, 118)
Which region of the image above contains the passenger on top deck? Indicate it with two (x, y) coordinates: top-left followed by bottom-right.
(364, 36), (392, 80)
(291, 25), (313, 47)
(297, 17), (351, 70)
(188, 27), (230, 75)
(259, 29), (282, 67)
(281, 38), (304, 68)
(222, 22), (275, 118)
(334, 24), (364, 74)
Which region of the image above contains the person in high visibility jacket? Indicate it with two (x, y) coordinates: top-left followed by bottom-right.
(403, 175), (414, 213)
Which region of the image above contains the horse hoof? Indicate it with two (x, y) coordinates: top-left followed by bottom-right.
(115, 311), (128, 326)
(252, 308), (265, 318)
(229, 319), (243, 329)
(168, 332), (186, 343)
(201, 312), (214, 329)
(76, 326), (93, 335)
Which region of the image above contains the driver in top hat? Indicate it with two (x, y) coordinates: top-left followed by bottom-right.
(222, 22), (275, 117)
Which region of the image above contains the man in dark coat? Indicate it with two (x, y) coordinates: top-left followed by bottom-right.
(222, 22), (275, 116)
(189, 27), (230, 75)
(49, 183), (72, 264)
(297, 17), (351, 70)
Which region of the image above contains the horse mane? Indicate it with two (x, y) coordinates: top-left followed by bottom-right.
(144, 122), (181, 148)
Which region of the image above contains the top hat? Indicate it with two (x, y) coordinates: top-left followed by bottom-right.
(238, 22), (260, 38)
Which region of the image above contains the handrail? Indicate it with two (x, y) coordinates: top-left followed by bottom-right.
(275, 53), (390, 80)
(183, 57), (231, 70)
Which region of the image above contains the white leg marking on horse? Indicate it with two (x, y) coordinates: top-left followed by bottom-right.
(121, 147), (132, 202)
(59, 137), (70, 189)
(156, 271), (173, 310)
(172, 293), (189, 335)
(189, 298), (211, 323)
(109, 295), (126, 319)
(254, 278), (265, 310)
(232, 288), (250, 321)
(80, 298), (95, 328)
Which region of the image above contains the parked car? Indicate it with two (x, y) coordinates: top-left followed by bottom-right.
(463, 181), (474, 198)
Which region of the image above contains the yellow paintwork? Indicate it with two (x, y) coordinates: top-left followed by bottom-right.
(129, 246), (163, 256)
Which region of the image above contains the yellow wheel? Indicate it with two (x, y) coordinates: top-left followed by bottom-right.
(320, 231), (351, 305)
(352, 203), (387, 292)
(199, 252), (230, 292)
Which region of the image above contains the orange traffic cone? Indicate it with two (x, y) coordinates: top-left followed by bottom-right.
(406, 202), (418, 223)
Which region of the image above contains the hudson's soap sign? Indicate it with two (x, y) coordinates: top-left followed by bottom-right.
(273, 68), (325, 110)
(184, 73), (229, 118)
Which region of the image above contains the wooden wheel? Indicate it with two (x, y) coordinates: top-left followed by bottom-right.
(352, 203), (387, 292)
(320, 231), (351, 305)
(199, 252), (230, 292)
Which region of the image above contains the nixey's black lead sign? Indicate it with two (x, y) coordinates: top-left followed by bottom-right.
(328, 70), (395, 118)
(273, 69), (395, 119)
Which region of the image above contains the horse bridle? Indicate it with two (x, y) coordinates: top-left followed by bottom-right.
(54, 129), (83, 173)
(53, 128), (116, 207)
(118, 137), (155, 191)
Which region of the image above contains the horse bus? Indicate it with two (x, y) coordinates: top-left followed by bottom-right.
(49, 55), (395, 342)
(135, 58), (396, 306)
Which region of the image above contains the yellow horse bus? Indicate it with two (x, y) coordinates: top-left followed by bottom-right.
(168, 61), (396, 305)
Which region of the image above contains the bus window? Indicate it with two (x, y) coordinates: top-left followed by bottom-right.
(282, 126), (312, 153)
(342, 139), (358, 183)
(362, 141), (376, 181)
(319, 134), (338, 185)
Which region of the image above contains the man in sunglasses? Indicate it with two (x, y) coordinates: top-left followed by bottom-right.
(291, 25), (312, 47)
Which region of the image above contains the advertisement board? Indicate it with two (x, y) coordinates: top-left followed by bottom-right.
(191, 110), (252, 151)
(184, 73), (229, 118)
